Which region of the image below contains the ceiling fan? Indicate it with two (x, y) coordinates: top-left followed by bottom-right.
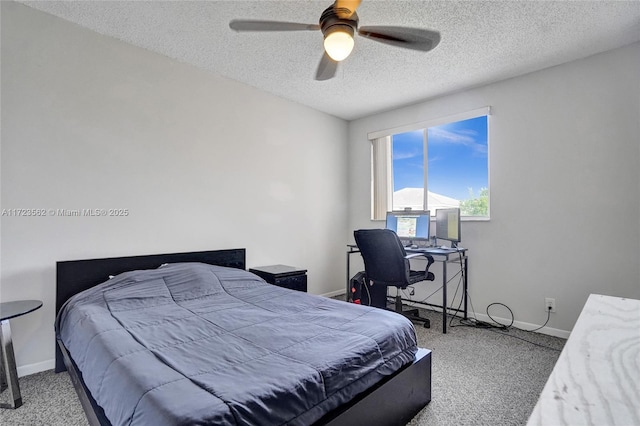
(229, 0), (441, 81)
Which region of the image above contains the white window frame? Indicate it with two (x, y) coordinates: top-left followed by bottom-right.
(369, 107), (491, 221)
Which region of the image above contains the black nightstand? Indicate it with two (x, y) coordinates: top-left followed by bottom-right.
(249, 264), (307, 292)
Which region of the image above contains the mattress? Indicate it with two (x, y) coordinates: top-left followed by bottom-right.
(56, 263), (418, 425)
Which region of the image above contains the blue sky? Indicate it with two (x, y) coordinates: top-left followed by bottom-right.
(392, 116), (488, 201)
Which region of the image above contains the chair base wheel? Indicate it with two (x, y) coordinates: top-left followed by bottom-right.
(404, 308), (419, 317)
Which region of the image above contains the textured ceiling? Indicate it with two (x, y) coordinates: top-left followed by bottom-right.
(19, 1), (640, 120)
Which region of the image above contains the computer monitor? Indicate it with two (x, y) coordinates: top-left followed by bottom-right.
(385, 210), (430, 245)
(435, 208), (461, 247)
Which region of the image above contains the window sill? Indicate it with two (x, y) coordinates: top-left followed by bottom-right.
(461, 216), (490, 222)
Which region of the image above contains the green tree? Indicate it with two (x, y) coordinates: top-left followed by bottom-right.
(460, 188), (488, 216)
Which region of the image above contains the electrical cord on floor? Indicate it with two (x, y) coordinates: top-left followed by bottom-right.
(485, 302), (514, 328)
(450, 295), (499, 330)
(449, 298), (561, 351)
(486, 326), (561, 351)
(522, 307), (552, 333)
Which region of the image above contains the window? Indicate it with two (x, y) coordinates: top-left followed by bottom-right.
(370, 107), (490, 220)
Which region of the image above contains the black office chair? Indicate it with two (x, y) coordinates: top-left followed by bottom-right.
(354, 229), (435, 328)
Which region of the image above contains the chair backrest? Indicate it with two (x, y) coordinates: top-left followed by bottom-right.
(353, 229), (408, 286)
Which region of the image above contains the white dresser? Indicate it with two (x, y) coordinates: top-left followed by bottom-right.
(527, 294), (640, 426)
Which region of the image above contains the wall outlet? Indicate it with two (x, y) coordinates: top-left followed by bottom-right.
(545, 298), (556, 313)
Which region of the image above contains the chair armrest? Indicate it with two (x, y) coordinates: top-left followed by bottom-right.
(405, 253), (434, 263)
(404, 253), (435, 270)
(405, 253), (424, 259)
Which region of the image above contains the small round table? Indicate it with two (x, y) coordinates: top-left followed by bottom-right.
(0, 299), (43, 409)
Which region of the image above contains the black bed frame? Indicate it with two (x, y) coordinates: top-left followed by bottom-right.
(55, 248), (432, 426)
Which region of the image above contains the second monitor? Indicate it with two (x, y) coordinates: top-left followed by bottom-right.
(385, 210), (430, 246)
(435, 208), (461, 247)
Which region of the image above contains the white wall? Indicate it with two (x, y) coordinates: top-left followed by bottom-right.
(1, 2), (348, 374)
(348, 43), (640, 336)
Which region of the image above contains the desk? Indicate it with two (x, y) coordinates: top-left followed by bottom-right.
(347, 245), (468, 333)
(527, 294), (640, 425)
(0, 299), (43, 409)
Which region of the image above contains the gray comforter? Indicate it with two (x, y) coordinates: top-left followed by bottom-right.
(57, 263), (417, 425)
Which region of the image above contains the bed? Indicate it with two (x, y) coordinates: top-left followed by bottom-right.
(55, 249), (431, 425)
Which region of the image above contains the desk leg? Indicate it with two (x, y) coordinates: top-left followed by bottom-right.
(442, 261), (447, 334)
(0, 319), (22, 409)
(463, 256), (468, 319)
(346, 251), (351, 302)
(0, 355), (5, 393)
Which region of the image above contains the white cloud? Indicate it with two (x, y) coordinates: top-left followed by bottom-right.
(429, 127), (487, 155)
(393, 151), (422, 160)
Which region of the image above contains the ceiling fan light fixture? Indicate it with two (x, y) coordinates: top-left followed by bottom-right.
(323, 25), (355, 61)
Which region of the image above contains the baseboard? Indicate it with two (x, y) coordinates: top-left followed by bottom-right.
(17, 358), (55, 377)
(321, 289), (347, 298)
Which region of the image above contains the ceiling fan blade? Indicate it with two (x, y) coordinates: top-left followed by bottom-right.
(229, 20), (320, 32)
(358, 26), (441, 52)
(315, 52), (338, 81)
(334, 0), (362, 19)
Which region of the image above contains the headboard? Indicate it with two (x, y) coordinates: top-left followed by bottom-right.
(55, 248), (246, 372)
